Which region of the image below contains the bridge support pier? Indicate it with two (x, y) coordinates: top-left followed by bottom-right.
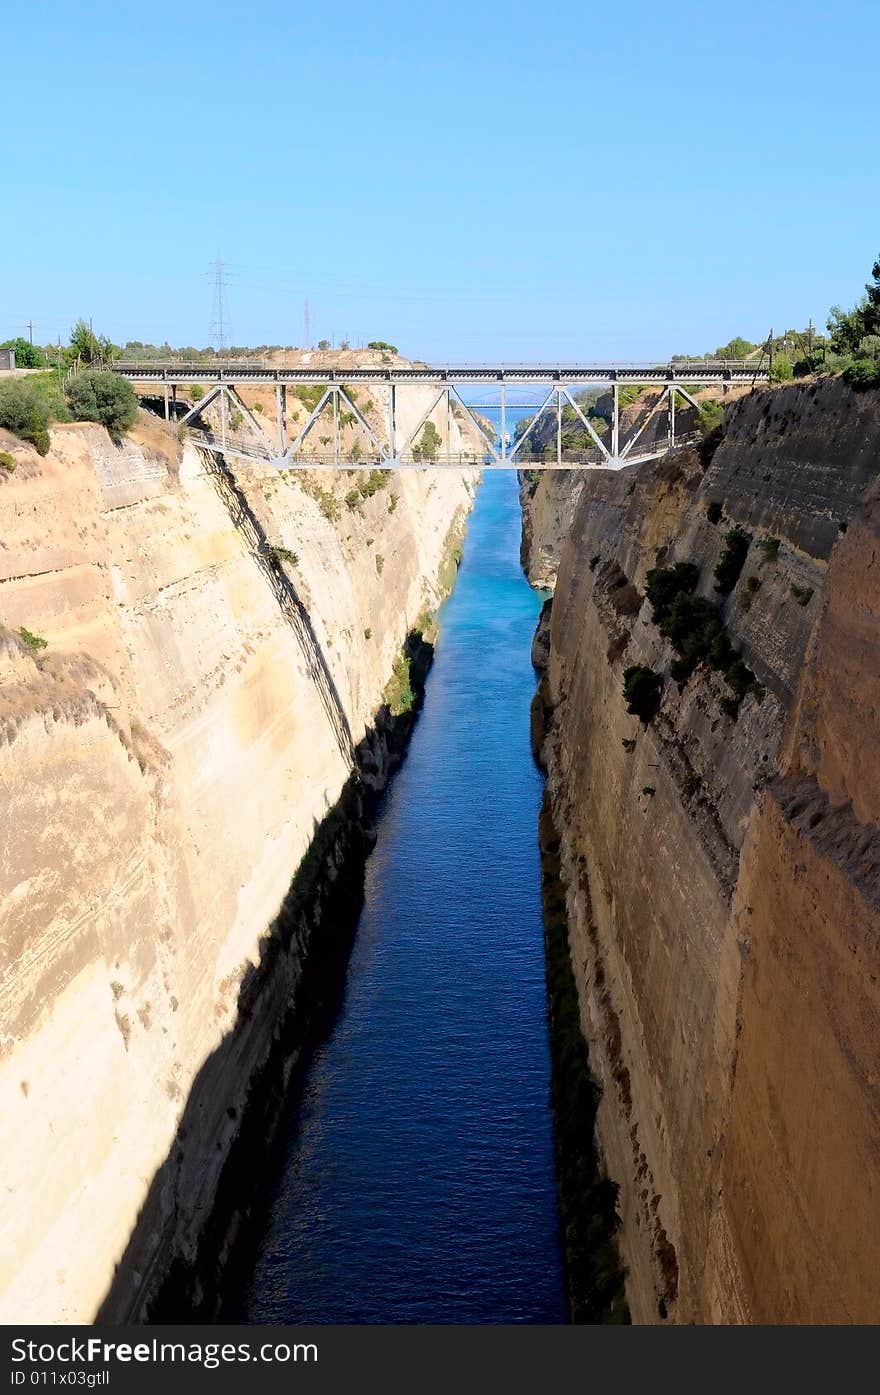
(446, 389), (451, 467)
(500, 383), (507, 463)
(275, 384), (287, 452)
(388, 384), (397, 462)
(163, 381), (170, 421)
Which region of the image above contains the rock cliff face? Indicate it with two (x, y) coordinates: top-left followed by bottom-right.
(519, 470), (585, 588)
(519, 390), (739, 590)
(0, 418), (475, 1322)
(531, 378), (880, 1322)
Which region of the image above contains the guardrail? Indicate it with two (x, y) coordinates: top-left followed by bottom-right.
(115, 357), (761, 374)
(189, 428), (703, 471)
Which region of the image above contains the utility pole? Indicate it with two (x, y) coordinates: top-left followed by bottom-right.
(209, 258), (230, 352)
(27, 319), (34, 345)
(303, 301), (311, 350)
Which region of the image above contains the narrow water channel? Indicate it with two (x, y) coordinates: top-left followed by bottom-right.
(245, 470), (566, 1323)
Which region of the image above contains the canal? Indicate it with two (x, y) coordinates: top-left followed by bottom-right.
(245, 469), (566, 1323)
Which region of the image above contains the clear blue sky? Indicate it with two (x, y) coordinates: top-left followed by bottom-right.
(3, 0), (879, 359)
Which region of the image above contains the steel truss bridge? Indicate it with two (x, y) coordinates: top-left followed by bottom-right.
(113, 359), (768, 471)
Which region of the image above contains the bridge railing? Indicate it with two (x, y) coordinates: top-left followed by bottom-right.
(113, 357), (762, 374)
(189, 429), (703, 470)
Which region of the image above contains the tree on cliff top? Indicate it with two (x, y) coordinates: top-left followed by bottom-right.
(0, 380), (52, 454)
(65, 370), (138, 435)
(64, 319), (118, 368)
(827, 253), (880, 354)
(0, 337), (47, 369)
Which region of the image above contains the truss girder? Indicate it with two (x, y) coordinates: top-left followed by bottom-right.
(447, 386), (500, 464)
(619, 385), (675, 460)
(167, 373), (718, 473)
(506, 387), (561, 461)
(178, 382), (225, 426)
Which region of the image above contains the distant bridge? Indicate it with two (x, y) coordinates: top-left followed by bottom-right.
(112, 358), (768, 470)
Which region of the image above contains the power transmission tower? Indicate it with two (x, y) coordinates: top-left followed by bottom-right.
(209, 258), (231, 351)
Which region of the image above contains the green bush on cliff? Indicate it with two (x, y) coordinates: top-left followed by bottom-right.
(412, 422), (441, 462)
(645, 561), (699, 626)
(65, 370), (138, 435)
(713, 526), (751, 595)
(759, 535), (780, 563)
(665, 595), (733, 682)
(643, 562), (763, 714)
(360, 468), (392, 498)
(384, 654), (415, 715)
(623, 665), (663, 723)
(524, 468), (541, 498)
(769, 353), (793, 383)
(696, 400), (725, 468)
(843, 356), (880, 390)
(0, 380), (52, 455)
(697, 400), (723, 433)
(19, 626), (48, 653)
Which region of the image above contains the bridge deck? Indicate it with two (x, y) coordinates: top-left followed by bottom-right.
(115, 359), (767, 386)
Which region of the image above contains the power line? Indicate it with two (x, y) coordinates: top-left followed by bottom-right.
(209, 257), (231, 351)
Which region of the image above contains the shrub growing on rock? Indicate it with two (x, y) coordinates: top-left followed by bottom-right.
(645, 561), (699, 626)
(713, 526), (751, 595)
(0, 380), (51, 454)
(642, 561), (762, 714)
(65, 370), (138, 435)
(843, 357), (880, 390)
(623, 665), (663, 724)
(759, 536), (780, 563)
(769, 354), (793, 383)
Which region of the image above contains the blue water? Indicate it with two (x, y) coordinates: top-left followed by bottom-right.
(245, 470), (566, 1324)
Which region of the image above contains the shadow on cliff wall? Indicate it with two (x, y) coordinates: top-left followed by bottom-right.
(203, 450), (357, 766)
(96, 631), (436, 1324)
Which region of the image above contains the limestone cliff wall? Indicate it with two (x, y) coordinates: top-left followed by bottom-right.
(519, 470), (585, 588)
(0, 418), (475, 1322)
(519, 390), (745, 590)
(535, 378), (880, 1322)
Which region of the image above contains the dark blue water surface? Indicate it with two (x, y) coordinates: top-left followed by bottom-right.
(246, 470), (566, 1323)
